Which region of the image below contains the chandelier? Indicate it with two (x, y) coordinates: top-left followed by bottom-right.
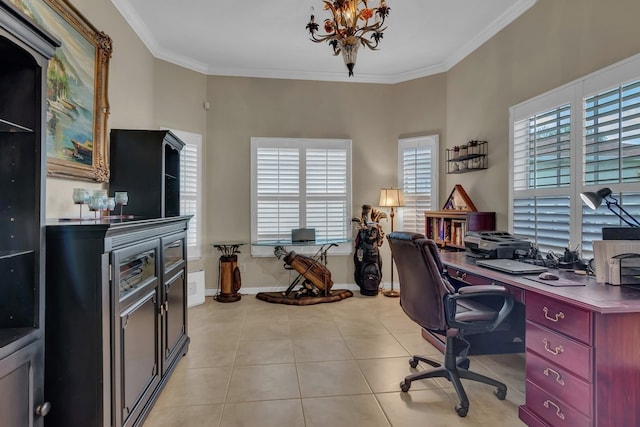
(306, 0), (390, 77)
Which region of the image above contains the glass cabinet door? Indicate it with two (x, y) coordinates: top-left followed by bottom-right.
(113, 240), (159, 303)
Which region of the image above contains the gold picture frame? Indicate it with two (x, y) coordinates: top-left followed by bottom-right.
(10, 0), (112, 182)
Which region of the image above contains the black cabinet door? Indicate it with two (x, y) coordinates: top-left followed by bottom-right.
(112, 238), (161, 427)
(163, 270), (186, 373)
(119, 290), (161, 427)
(0, 340), (45, 427)
(161, 233), (187, 374)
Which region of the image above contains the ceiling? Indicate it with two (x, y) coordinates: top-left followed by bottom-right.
(111, 0), (536, 84)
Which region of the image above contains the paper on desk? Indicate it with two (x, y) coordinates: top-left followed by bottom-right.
(593, 240), (640, 284)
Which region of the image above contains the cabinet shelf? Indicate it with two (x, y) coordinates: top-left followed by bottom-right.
(446, 140), (488, 173)
(0, 249), (34, 259)
(0, 118), (33, 133)
(0, 327), (36, 349)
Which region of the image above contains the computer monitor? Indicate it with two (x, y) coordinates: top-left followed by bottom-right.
(291, 228), (316, 243)
(602, 227), (640, 240)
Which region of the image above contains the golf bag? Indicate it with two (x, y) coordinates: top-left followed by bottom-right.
(353, 224), (383, 296)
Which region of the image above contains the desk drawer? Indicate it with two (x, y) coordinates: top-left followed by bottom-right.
(526, 292), (592, 345)
(526, 380), (593, 427)
(447, 267), (524, 303)
(527, 351), (592, 418)
(526, 321), (592, 381)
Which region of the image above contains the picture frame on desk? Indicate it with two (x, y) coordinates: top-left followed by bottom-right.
(10, 0), (112, 182)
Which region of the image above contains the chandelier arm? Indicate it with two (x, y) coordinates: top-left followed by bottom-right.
(360, 37), (379, 50)
(353, 22), (386, 38)
(309, 33), (338, 43)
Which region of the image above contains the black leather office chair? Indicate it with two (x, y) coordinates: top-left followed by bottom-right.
(387, 231), (515, 417)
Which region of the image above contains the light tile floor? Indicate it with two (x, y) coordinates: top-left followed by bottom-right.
(144, 292), (526, 427)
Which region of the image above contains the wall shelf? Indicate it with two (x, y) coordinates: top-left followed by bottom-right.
(446, 140), (488, 173)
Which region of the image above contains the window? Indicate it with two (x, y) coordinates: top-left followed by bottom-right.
(510, 54), (640, 258)
(171, 129), (202, 260)
(251, 137), (352, 256)
(398, 136), (439, 233)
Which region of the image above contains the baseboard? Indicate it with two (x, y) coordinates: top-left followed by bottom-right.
(205, 283), (363, 296)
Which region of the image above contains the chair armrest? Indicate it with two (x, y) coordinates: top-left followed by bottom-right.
(457, 284), (507, 295)
(444, 285), (514, 333)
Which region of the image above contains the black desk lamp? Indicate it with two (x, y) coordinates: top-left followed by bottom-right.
(580, 187), (640, 227)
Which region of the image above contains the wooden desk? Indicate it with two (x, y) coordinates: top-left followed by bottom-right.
(439, 251), (640, 427)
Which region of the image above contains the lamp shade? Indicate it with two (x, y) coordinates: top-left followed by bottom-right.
(580, 187), (612, 210)
(379, 188), (405, 207)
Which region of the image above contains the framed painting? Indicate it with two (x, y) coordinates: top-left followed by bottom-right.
(10, 0), (112, 182)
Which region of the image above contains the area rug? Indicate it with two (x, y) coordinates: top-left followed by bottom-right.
(256, 289), (353, 305)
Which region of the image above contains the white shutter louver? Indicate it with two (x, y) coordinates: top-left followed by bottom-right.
(256, 147), (300, 241)
(176, 130), (202, 259)
(252, 138), (352, 256)
(584, 80), (640, 186)
(513, 105), (571, 191)
(513, 196), (571, 253)
(399, 136), (438, 233)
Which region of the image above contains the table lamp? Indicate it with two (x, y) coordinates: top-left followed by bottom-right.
(379, 187), (405, 297)
(580, 187), (640, 227)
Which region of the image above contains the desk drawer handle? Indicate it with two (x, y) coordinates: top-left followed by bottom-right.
(543, 367), (565, 385)
(543, 399), (566, 420)
(543, 338), (564, 356)
(542, 307), (565, 322)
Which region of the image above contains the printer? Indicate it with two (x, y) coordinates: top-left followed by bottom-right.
(464, 231), (532, 259)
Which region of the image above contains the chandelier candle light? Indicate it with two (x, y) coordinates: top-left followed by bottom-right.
(306, 0), (390, 77)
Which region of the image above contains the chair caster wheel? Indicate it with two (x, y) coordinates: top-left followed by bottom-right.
(409, 358), (419, 368)
(400, 380), (411, 392)
(495, 387), (507, 400)
(455, 404), (468, 417)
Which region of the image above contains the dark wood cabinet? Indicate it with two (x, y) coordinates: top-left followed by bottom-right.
(109, 129), (185, 218)
(441, 252), (640, 427)
(45, 217), (190, 427)
(0, 2), (59, 426)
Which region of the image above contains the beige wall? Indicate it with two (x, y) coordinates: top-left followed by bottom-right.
(44, 0), (640, 291)
(444, 0), (640, 230)
(202, 76), (446, 289)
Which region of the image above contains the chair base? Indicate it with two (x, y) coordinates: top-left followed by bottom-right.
(400, 337), (507, 417)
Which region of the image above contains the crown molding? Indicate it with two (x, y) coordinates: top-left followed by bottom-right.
(112, 0), (537, 84)
(444, 0), (537, 70)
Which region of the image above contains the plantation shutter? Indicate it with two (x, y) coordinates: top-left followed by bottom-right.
(512, 105), (572, 253)
(251, 138), (352, 256)
(255, 146), (300, 242)
(306, 147), (349, 240)
(176, 130), (202, 259)
(398, 136), (438, 233)
(584, 80), (640, 186)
